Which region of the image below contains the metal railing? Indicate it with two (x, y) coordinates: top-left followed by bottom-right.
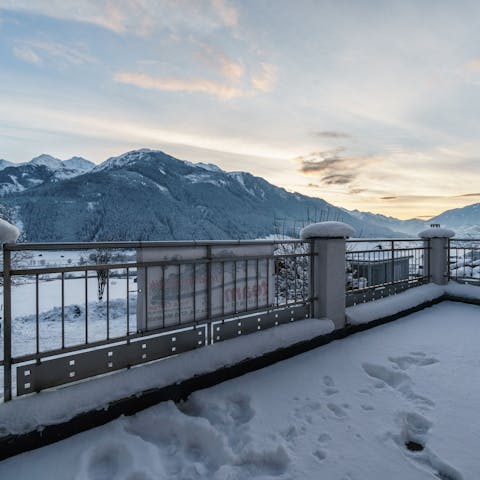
(1, 239), (313, 401)
(448, 239), (480, 285)
(345, 239), (430, 306)
(6, 235), (478, 402)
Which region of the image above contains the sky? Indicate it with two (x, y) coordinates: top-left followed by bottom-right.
(1, 0), (480, 219)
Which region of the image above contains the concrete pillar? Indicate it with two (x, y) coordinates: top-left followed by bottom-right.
(300, 221), (355, 329)
(418, 227), (455, 285)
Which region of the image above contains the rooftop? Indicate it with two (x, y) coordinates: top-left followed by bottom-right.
(0, 301), (478, 479)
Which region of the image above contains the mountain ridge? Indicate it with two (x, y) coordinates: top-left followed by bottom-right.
(0, 149), (405, 241)
(0, 149), (477, 241)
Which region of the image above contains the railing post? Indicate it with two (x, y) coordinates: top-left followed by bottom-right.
(3, 246), (12, 401)
(418, 226), (455, 285)
(301, 222), (355, 329)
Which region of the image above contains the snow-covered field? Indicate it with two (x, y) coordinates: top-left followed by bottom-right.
(1, 301), (479, 479)
(5, 275), (137, 358)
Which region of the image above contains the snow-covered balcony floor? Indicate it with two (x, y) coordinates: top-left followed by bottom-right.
(1, 301), (479, 479)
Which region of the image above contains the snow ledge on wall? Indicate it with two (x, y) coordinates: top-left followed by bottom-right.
(0, 317), (334, 436)
(346, 281), (480, 325)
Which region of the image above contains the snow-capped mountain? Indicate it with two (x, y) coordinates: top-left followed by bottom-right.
(0, 154), (95, 197)
(0, 149), (477, 242)
(30, 154), (64, 170)
(0, 149), (404, 242)
(93, 149), (153, 172)
(348, 210), (427, 236)
(62, 156), (95, 172)
(0, 159), (14, 171)
(429, 203), (480, 237)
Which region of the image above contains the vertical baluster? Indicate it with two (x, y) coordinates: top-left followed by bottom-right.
(145, 266), (149, 331)
(36, 274), (40, 357)
(206, 246), (212, 344)
(222, 261), (225, 317)
(85, 269), (88, 344)
(106, 269), (110, 340)
(244, 258), (248, 312)
(61, 271), (65, 349)
(162, 265), (165, 329)
(391, 241), (395, 286)
(234, 260), (237, 313)
(256, 258), (259, 310)
(177, 264), (181, 325)
(126, 267), (130, 340)
(266, 256), (271, 308)
(294, 254), (298, 302)
(193, 263), (196, 323)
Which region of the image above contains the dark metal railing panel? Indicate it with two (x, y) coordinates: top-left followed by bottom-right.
(345, 239), (430, 306)
(212, 304), (310, 343)
(17, 326), (206, 395)
(448, 239), (480, 285)
(1, 239), (313, 400)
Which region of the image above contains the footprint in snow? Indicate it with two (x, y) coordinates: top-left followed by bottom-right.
(313, 449), (327, 462)
(394, 411), (463, 480)
(280, 425), (299, 443)
(362, 362), (435, 410)
(327, 403), (348, 418)
(389, 354), (439, 371)
(323, 375), (340, 395)
(361, 404), (375, 411)
(325, 387), (340, 396)
(323, 375), (335, 387)
(85, 443), (133, 480)
(317, 433), (331, 443)
(362, 362), (410, 388)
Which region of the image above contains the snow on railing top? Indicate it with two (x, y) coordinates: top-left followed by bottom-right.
(0, 219), (19, 243)
(418, 227), (455, 239)
(300, 221), (356, 239)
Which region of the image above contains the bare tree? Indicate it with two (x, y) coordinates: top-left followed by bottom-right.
(89, 249), (111, 301)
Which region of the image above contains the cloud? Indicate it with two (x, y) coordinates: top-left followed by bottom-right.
(297, 148), (346, 173)
(13, 45), (41, 64)
(114, 59), (277, 99)
(0, 0), (239, 36)
(220, 58), (244, 81)
(114, 72), (245, 99)
(455, 192), (480, 197)
(197, 42), (244, 82)
(322, 174), (354, 185)
(380, 196), (398, 200)
(251, 62), (277, 92)
(211, 0), (238, 27)
(466, 59), (480, 72)
(0, 0), (129, 33)
(13, 40), (96, 66)
(311, 131), (351, 139)
(297, 148), (381, 188)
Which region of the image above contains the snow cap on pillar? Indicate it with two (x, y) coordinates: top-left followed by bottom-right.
(300, 221), (356, 240)
(0, 218), (20, 243)
(418, 227), (455, 239)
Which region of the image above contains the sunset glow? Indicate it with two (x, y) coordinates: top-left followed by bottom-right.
(2, 1), (480, 219)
